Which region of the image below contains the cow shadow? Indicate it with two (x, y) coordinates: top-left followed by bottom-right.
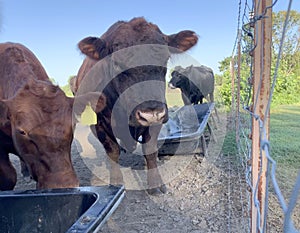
(119, 146), (146, 170)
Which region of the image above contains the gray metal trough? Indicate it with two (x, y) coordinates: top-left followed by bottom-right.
(0, 185), (125, 233)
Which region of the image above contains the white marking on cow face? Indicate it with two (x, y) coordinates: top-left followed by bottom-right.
(168, 82), (176, 89)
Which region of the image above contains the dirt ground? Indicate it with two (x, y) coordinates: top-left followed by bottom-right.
(10, 113), (299, 233)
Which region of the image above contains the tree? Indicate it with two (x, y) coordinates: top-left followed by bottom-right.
(60, 76), (75, 97)
(271, 10), (300, 104)
(218, 10), (300, 108)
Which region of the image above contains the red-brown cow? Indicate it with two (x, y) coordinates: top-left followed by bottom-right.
(72, 17), (198, 195)
(0, 42), (105, 190)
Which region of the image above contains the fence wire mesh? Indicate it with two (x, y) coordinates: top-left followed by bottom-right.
(231, 0), (299, 232)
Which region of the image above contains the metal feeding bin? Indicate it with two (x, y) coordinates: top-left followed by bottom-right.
(0, 185), (125, 233)
(158, 103), (215, 155)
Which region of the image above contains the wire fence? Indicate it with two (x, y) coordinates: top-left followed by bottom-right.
(231, 0), (299, 232)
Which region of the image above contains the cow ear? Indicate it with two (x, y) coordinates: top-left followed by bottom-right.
(78, 37), (108, 60)
(167, 30), (198, 52)
(72, 92), (106, 116)
(0, 100), (10, 126)
(87, 92), (106, 113)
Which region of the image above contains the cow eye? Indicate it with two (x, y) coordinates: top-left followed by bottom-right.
(18, 129), (27, 136)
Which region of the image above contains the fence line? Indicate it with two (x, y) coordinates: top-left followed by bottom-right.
(231, 0), (299, 232)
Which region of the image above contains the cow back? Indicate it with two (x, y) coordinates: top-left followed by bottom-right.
(0, 42), (50, 99)
(188, 65), (214, 97)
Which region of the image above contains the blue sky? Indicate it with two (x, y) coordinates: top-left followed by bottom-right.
(0, 0), (298, 85)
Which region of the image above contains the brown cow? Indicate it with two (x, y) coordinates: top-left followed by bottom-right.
(0, 42), (105, 190)
(73, 17), (198, 195)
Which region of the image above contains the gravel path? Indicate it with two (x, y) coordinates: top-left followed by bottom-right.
(11, 113), (297, 232)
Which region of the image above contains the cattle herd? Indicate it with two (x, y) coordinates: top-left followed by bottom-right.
(0, 17), (215, 195)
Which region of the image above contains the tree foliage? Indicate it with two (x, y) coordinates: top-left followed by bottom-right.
(60, 76), (75, 97)
(271, 10), (300, 105)
(218, 10), (300, 108)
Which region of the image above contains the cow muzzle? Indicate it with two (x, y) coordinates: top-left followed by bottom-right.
(37, 170), (79, 189)
(136, 108), (167, 126)
(132, 101), (168, 126)
(168, 82), (176, 89)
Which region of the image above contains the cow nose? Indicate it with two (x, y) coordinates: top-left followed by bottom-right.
(136, 108), (166, 126)
(168, 82), (176, 89)
(134, 101), (167, 126)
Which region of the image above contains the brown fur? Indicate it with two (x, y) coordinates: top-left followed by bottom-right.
(74, 17), (198, 194)
(0, 43), (107, 190)
(0, 43), (80, 190)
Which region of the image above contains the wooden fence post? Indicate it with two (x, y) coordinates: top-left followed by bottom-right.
(251, 0), (272, 232)
(231, 57), (235, 113)
(236, 30), (241, 145)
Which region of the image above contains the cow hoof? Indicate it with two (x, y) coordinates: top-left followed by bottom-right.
(147, 184), (167, 196)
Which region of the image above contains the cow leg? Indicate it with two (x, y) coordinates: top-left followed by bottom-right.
(95, 123), (123, 185)
(208, 93), (220, 123)
(142, 125), (166, 195)
(200, 96), (203, 104)
(181, 92), (191, 105)
(0, 152), (17, 190)
(20, 159), (30, 177)
(118, 124), (137, 153)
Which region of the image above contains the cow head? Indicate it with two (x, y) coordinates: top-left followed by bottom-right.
(169, 67), (190, 90)
(76, 17), (198, 127)
(0, 79), (105, 189)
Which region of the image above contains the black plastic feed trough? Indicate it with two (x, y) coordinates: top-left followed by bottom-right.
(0, 185), (125, 233)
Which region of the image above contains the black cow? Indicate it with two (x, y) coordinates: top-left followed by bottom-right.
(169, 65), (215, 105)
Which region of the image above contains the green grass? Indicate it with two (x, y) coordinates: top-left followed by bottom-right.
(222, 104), (300, 194)
(166, 89), (183, 107)
(269, 104), (300, 193)
(80, 105), (97, 125)
(222, 130), (238, 156)
(270, 104), (300, 168)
